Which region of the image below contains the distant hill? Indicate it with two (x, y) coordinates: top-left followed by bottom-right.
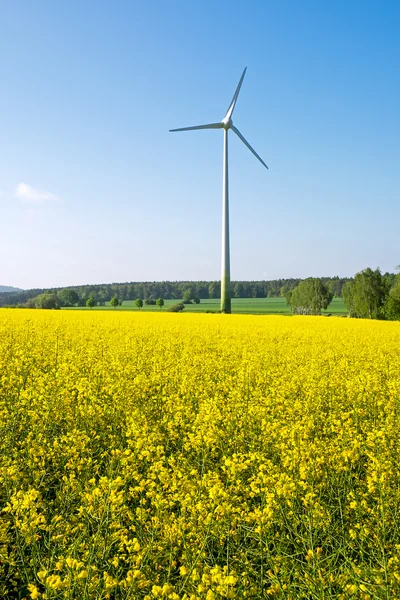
(0, 285), (22, 293)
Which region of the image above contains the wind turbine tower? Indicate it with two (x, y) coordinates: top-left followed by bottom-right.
(170, 68), (268, 314)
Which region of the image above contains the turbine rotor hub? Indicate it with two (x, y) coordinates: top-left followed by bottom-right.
(222, 118), (233, 130)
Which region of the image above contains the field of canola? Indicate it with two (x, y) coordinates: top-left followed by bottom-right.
(1, 309), (400, 600)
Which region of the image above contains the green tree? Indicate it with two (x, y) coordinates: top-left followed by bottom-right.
(97, 290), (107, 306)
(343, 268), (388, 319)
(110, 296), (119, 309)
(156, 298), (164, 309)
(289, 278), (333, 315)
(86, 297), (95, 309)
(234, 282), (245, 298)
(383, 271), (396, 290)
(34, 293), (60, 309)
(183, 288), (193, 304)
(135, 298), (143, 310)
(342, 282), (355, 316)
(58, 289), (79, 307)
(384, 270), (400, 320)
(284, 289), (293, 306)
(327, 277), (348, 298)
(208, 281), (220, 299)
(87, 291), (98, 305)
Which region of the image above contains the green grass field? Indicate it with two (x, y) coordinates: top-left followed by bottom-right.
(65, 296), (347, 315)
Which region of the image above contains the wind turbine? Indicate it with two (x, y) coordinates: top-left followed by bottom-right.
(170, 67), (268, 314)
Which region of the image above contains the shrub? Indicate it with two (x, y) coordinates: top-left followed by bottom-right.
(167, 302), (185, 312)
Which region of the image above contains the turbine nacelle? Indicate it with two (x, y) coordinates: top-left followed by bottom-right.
(221, 117), (233, 130)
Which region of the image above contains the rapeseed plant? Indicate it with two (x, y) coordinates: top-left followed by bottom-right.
(0, 310), (400, 598)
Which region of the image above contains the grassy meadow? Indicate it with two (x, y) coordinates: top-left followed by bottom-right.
(66, 296), (347, 316)
(1, 309), (400, 599)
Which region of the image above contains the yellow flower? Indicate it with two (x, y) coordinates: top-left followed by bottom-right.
(27, 584), (41, 599)
(46, 574), (63, 590)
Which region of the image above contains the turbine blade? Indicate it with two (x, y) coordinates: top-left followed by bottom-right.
(169, 122), (223, 132)
(231, 125), (268, 169)
(224, 67), (247, 121)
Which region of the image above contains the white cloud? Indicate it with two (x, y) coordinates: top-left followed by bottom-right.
(15, 182), (62, 204)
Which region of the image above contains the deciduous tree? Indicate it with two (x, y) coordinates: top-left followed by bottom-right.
(343, 268), (388, 319)
(86, 297), (95, 309)
(58, 289), (79, 307)
(183, 289), (193, 304)
(110, 296), (119, 309)
(384, 270), (400, 320)
(288, 278), (333, 315)
(34, 293), (60, 309)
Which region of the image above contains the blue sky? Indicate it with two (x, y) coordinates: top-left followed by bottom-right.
(1, 0), (399, 289)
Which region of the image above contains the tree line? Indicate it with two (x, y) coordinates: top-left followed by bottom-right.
(1, 271), (399, 320)
(0, 277), (352, 308)
(285, 268), (400, 320)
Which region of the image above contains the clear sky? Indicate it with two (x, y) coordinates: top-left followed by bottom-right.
(1, 0), (399, 289)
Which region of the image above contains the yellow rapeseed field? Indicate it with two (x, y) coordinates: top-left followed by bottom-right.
(1, 309), (400, 599)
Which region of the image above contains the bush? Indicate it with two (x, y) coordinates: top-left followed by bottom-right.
(167, 302), (185, 313)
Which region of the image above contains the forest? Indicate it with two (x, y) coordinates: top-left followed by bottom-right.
(0, 277), (351, 307)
